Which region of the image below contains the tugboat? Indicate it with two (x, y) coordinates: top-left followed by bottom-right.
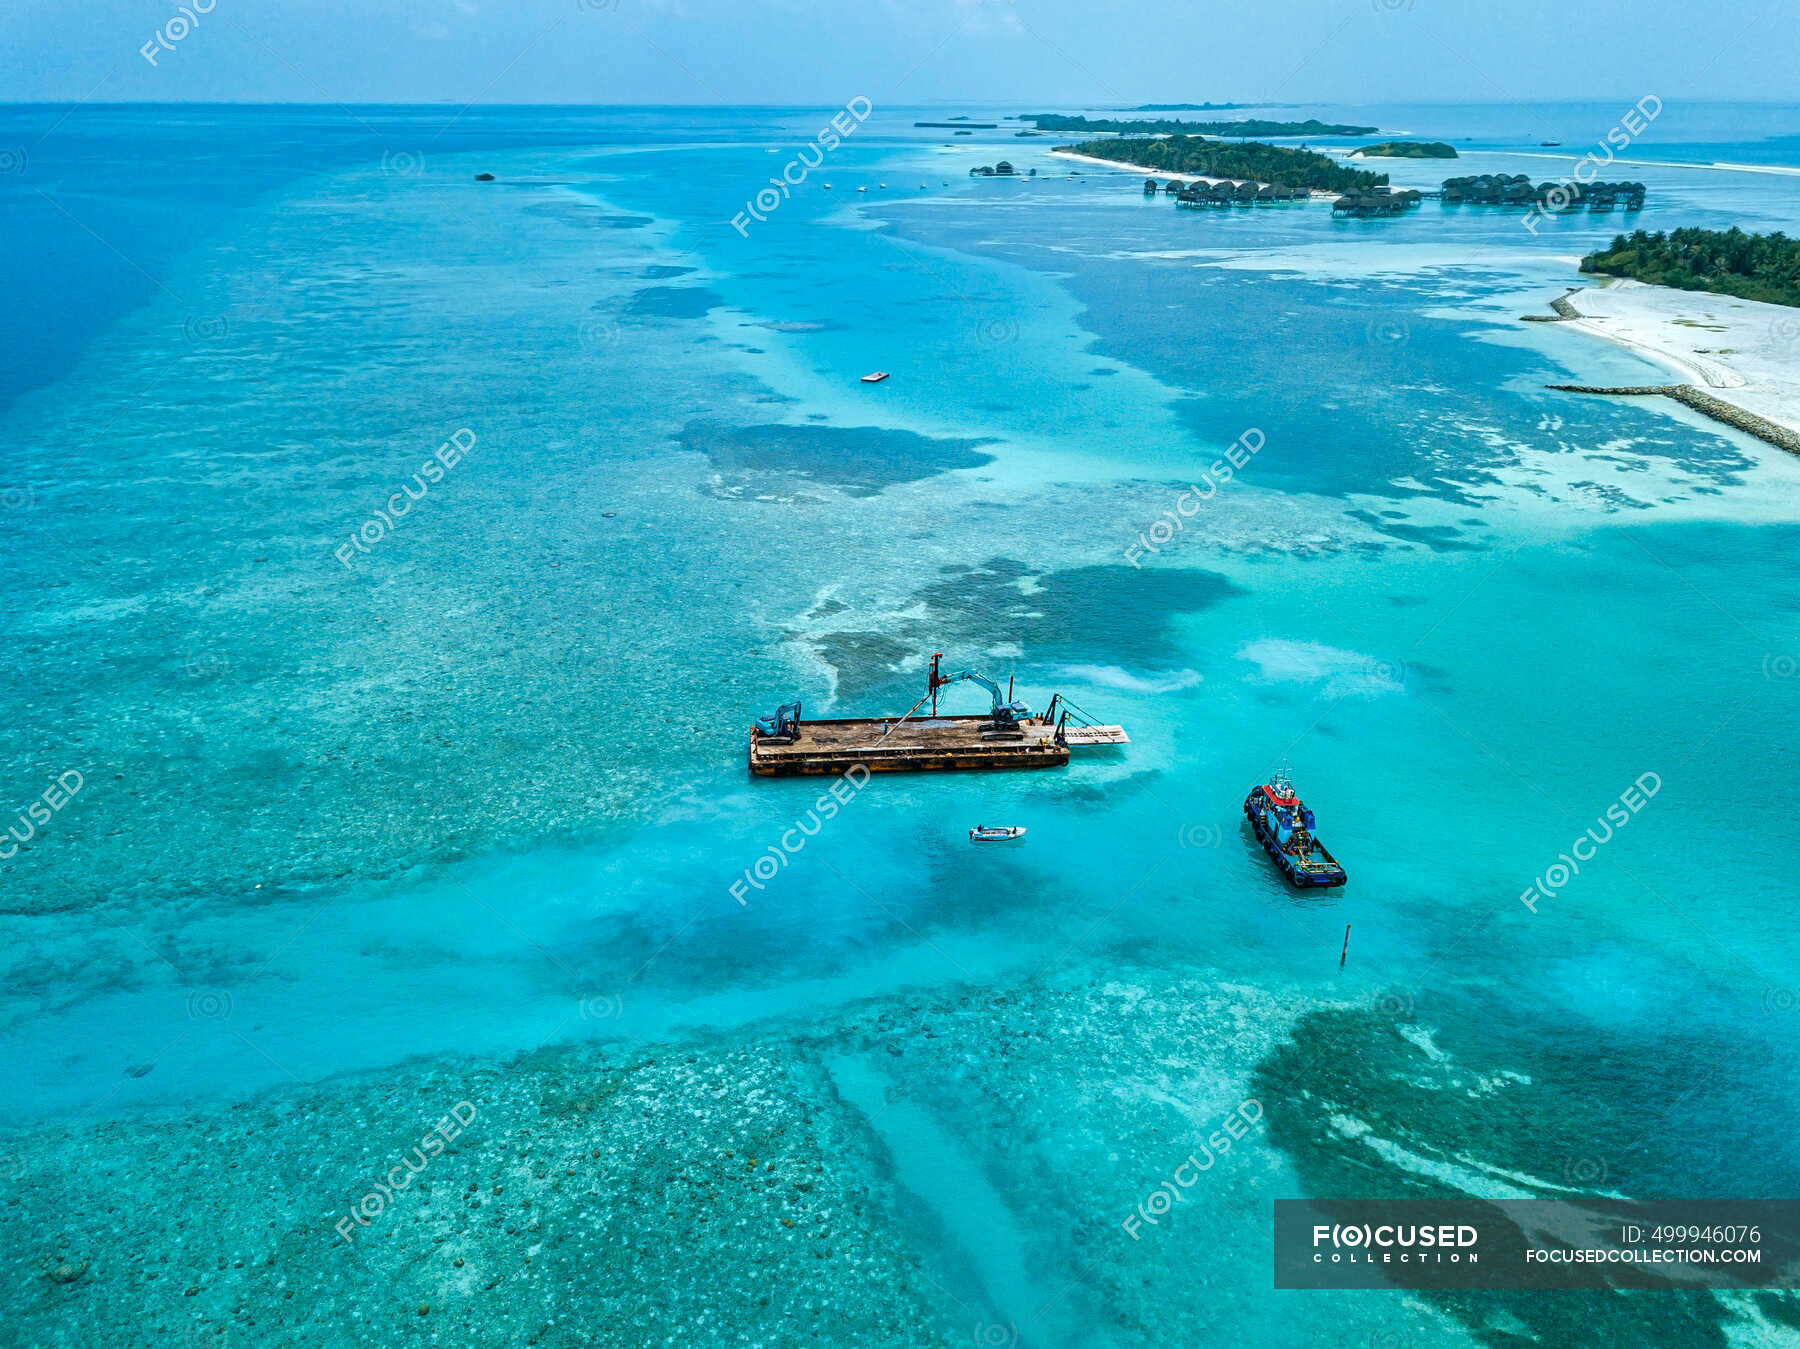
(1244, 773), (1346, 888)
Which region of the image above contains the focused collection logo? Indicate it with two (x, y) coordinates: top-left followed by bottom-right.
(1310, 1221), (1481, 1264)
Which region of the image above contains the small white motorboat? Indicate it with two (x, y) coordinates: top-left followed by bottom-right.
(860, 371), (890, 384)
(969, 825), (1026, 843)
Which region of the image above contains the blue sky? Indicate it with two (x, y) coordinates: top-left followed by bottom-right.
(2, 0), (1795, 105)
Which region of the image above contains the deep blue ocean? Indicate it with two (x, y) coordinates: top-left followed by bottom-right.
(2, 101), (1799, 1346)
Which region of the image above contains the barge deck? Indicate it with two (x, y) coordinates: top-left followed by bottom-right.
(749, 714), (1069, 777)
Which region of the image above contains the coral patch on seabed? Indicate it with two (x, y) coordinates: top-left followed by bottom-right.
(0, 1040), (965, 1347)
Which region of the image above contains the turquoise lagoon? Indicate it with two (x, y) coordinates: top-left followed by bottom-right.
(3, 104), (1800, 1346)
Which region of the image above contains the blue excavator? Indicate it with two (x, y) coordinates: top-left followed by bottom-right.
(755, 700), (802, 741)
(927, 653), (1032, 729)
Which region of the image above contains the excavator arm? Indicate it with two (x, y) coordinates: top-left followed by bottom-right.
(927, 654), (1032, 726)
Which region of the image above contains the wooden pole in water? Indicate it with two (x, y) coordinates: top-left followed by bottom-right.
(1339, 923), (1351, 968)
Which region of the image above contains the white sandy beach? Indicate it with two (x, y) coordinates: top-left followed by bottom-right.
(1555, 279), (1800, 437)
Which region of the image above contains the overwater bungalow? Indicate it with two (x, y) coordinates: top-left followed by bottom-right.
(1332, 187), (1413, 217)
(1233, 181), (1259, 204)
(994, 160), (1015, 176)
(1437, 174), (1650, 212)
(1442, 173), (1541, 206)
(1144, 177), (1158, 195)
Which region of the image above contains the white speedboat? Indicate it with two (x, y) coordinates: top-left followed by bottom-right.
(969, 825), (1026, 843)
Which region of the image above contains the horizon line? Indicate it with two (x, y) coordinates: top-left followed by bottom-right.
(4, 97), (1800, 110)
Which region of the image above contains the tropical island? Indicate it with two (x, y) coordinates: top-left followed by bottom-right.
(1531, 228), (1800, 451)
(1580, 227), (1800, 308)
(1061, 135), (1386, 193)
(1025, 114), (1377, 137)
(1352, 140), (1458, 158)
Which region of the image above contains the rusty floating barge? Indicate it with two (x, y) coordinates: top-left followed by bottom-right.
(748, 653), (1128, 777)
